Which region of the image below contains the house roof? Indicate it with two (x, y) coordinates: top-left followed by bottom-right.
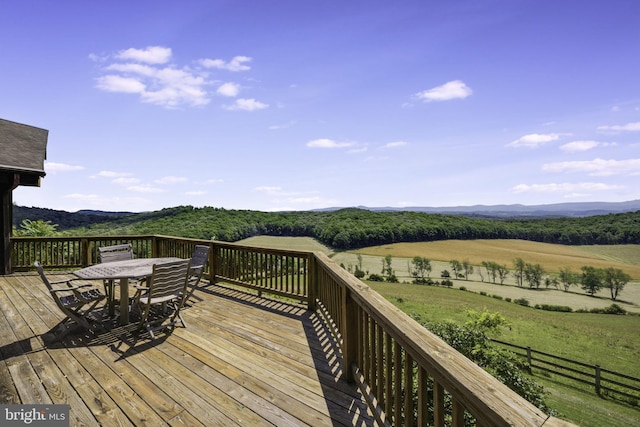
(0, 118), (48, 187)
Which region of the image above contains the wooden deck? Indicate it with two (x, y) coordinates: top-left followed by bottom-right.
(0, 272), (373, 426)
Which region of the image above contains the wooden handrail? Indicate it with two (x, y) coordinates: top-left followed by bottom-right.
(10, 235), (575, 426)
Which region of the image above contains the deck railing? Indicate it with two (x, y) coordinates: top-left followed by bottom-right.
(10, 236), (573, 426)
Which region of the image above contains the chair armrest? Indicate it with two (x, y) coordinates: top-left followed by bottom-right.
(133, 285), (150, 291)
(49, 282), (92, 292)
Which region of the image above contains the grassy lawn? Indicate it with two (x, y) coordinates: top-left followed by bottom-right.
(367, 281), (640, 427)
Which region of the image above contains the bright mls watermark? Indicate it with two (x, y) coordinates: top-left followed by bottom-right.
(1, 405), (69, 426)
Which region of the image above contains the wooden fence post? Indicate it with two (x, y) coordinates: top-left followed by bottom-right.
(526, 346), (532, 373)
(595, 365), (601, 395)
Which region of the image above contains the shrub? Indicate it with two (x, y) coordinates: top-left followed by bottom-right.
(368, 273), (384, 282)
(425, 313), (550, 412)
(505, 297), (512, 302)
(514, 298), (530, 307)
(534, 304), (572, 312)
(479, 291), (487, 296)
(354, 268), (365, 279)
(440, 279), (453, 287)
(459, 286), (467, 291)
(603, 304), (627, 315)
(386, 274), (399, 283)
(413, 277), (434, 285)
(492, 294), (503, 300)
(589, 304), (627, 315)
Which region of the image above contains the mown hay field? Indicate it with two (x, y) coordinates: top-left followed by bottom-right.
(353, 239), (640, 279)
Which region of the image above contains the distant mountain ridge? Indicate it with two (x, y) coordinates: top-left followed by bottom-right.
(317, 200), (640, 218)
(12, 199), (640, 231)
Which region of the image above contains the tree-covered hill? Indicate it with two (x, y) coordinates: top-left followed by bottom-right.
(13, 205), (134, 229)
(15, 205), (640, 249)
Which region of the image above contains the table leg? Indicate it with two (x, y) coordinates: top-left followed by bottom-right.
(107, 279), (116, 317)
(120, 277), (130, 324)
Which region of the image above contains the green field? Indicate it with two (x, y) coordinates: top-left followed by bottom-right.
(352, 239), (640, 279)
(366, 281), (640, 427)
(240, 236), (640, 312)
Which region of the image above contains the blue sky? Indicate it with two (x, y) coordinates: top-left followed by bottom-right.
(2, 0), (639, 213)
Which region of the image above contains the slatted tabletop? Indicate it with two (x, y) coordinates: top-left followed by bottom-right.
(0, 272), (373, 426)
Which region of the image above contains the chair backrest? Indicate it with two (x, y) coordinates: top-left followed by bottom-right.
(34, 261), (55, 293)
(34, 261), (80, 312)
(99, 244), (134, 263)
(148, 259), (191, 300)
(190, 245), (210, 271)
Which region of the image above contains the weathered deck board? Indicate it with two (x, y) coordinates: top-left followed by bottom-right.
(0, 273), (373, 426)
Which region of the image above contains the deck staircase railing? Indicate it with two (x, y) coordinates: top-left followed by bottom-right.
(10, 235), (573, 426)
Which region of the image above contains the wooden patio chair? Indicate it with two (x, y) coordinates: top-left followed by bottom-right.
(183, 244), (210, 304)
(132, 259), (191, 339)
(34, 261), (106, 340)
(98, 243), (135, 310)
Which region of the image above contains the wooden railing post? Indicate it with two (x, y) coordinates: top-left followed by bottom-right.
(307, 254), (317, 311)
(595, 364), (601, 395)
(81, 238), (91, 267)
(211, 241), (219, 284)
(151, 236), (159, 258)
(343, 287), (358, 383)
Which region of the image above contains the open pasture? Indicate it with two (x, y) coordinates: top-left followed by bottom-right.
(238, 236), (640, 311)
(353, 239), (640, 279)
(238, 236), (334, 254)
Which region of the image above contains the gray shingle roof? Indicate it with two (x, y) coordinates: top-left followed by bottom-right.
(0, 118), (48, 176)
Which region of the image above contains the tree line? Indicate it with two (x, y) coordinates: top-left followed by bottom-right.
(13, 205), (640, 250)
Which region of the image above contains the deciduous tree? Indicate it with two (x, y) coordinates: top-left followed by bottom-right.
(581, 266), (604, 296)
(513, 258), (525, 287)
(603, 267), (630, 301)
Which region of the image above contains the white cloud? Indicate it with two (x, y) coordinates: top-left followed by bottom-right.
(107, 63), (156, 76)
(203, 178), (224, 184)
(306, 138), (355, 148)
(347, 146), (368, 154)
(415, 80), (472, 102)
(44, 162), (84, 172)
(512, 182), (623, 193)
(224, 98), (268, 111)
(94, 48), (263, 109)
(63, 193), (101, 201)
(383, 141), (408, 149)
(507, 133), (561, 148)
(96, 171), (133, 178)
(154, 176), (188, 184)
(559, 140), (616, 152)
(127, 185), (165, 193)
(112, 177), (140, 185)
(268, 121), (296, 130)
(217, 82), (240, 97)
(96, 75), (146, 93)
(199, 56), (252, 71)
(542, 158), (640, 176)
(116, 46), (172, 64)
(597, 121), (640, 132)
(255, 186), (284, 195)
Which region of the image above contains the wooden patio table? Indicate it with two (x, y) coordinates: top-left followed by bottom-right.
(74, 257), (182, 325)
